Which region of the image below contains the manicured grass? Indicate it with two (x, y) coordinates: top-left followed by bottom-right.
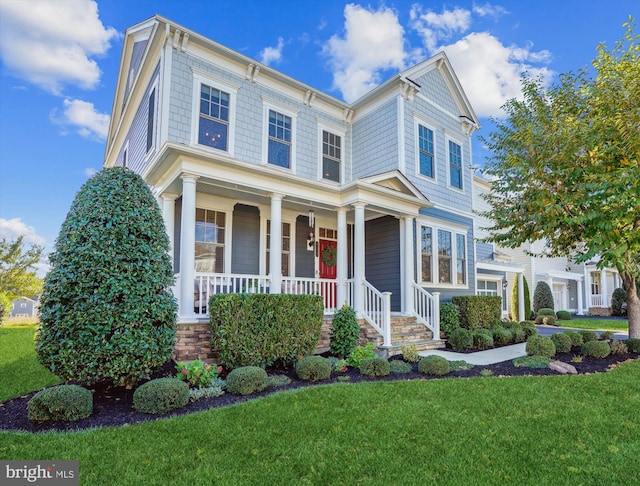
(558, 318), (629, 332)
(0, 320), (60, 401)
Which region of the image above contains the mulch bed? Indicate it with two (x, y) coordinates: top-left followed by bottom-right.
(1, 351), (637, 434)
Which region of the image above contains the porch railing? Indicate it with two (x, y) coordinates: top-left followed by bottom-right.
(411, 282), (441, 340)
(591, 294), (604, 307)
(362, 279), (391, 347)
(194, 273), (271, 315)
(282, 276), (340, 312)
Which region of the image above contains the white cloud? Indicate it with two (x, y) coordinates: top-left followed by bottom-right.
(410, 5), (471, 52)
(0, 0), (118, 94)
(472, 3), (509, 19)
(0, 218), (47, 246)
(260, 37), (285, 65)
(51, 98), (110, 141)
(324, 4), (407, 102)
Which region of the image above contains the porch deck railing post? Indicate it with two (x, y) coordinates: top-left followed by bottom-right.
(353, 203), (366, 317)
(336, 208), (348, 309)
(382, 291), (392, 347)
(432, 292), (441, 340)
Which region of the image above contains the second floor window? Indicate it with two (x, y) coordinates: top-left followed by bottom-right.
(268, 110), (292, 168)
(199, 84), (230, 150)
(146, 88), (156, 153)
(322, 130), (341, 182)
(418, 125), (434, 178)
(449, 140), (463, 189)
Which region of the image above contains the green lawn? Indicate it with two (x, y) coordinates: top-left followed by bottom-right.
(558, 318), (629, 332)
(1, 324), (639, 485)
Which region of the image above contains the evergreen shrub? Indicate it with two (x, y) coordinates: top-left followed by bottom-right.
(295, 356), (332, 381)
(526, 335), (556, 358)
(389, 360), (413, 374)
(451, 295), (502, 331)
(492, 326), (512, 345)
(563, 330), (584, 347)
(611, 288), (626, 316)
(472, 330), (494, 350)
(582, 341), (611, 358)
(359, 357), (391, 377)
(132, 378), (189, 414)
(226, 366), (269, 395)
(626, 338), (640, 353)
(533, 282), (555, 313)
(556, 310), (572, 320)
(329, 304), (360, 358)
(511, 277), (531, 322)
(448, 328), (473, 351)
(439, 302), (461, 337)
(418, 355), (450, 376)
(579, 330), (598, 343)
(28, 385), (93, 423)
(551, 333), (573, 353)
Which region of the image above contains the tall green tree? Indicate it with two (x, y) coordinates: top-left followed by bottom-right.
(481, 18), (640, 338)
(0, 236), (43, 301)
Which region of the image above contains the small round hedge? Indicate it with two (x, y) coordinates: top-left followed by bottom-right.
(510, 328), (526, 343)
(535, 315), (556, 326)
(359, 357), (390, 377)
(599, 330), (614, 341)
(626, 338), (640, 353)
(579, 330), (598, 344)
(295, 356), (332, 381)
(28, 385), (93, 423)
(133, 378), (189, 414)
(226, 366), (269, 395)
(521, 324), (538, 339)
(449, 328), (473, 351)
(551, 333), (573, 353)
(537, 308), (555, 317)
(389, 360), (412, 374)
(556, 310), (571, 320)
(582, 340), (611, 359)
(492, 327), (512, 346)
(418, 355), (450, 376)
(472, 330), (494, 350)
(563, 330), (583, 347)
(526, 335), (556, 358)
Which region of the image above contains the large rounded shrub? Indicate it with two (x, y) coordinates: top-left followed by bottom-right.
(526, 335), (556, 358)
(35, 168), (177, 386)
(226, 366), (268, 395)
(533, 282), (555, 313)
(295, 356), (332, 381)
(359, 357), (390, 377)
(418, 355), (450, 376)
(448, 328), (473, 351)
(551, 332), (573, 353)
(563, 330), (584, 347)
(27, 385), (93, 423)
(582, 341), (611, 358)
(329, 304), (360, 358)
(579, 330), (598, 344)
(133, 378), (189, 414)
(472, 330), (494, 350)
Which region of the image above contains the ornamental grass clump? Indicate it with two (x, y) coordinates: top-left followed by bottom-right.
(551, 332), (573, 353)
(295, 356), (332, 381)
(359, 357), (390, 377)
(582, 341), (611, 359)
(418, 355), (450, 376)
(133, 378), (189, 415)
(526, 335), (556, 358)
(226, 366), (268, 395)
(27, 385), (93, 423)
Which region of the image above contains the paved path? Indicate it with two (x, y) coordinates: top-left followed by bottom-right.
(418, 343), (527, 365)
(536, 325), (628, 340)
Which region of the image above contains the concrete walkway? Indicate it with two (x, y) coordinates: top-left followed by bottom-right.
(418, 343), (527, 365)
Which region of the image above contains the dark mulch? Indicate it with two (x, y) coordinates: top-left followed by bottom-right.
(1, 351), (637, 434)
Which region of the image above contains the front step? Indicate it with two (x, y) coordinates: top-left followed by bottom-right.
(364, 316), (445, 357)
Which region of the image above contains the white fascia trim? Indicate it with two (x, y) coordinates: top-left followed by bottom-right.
(476, 261), (525, 273)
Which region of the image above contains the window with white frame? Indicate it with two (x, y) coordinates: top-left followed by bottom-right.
(418, 124), (435, 178)
(268, 109), (292, 168)
(195, 208), (226, 273)
(477, 280), (498, 296)
(420, 224), (467, 286)
(146, 87), (156, 153)
(198, 84), (230, 150)
(266, 220), (291, 276)
(448, 139), (463, 189)
(322, 130), (341, 182)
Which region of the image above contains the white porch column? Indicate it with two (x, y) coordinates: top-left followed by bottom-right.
(161, 193), (178, 267)
(269, 194), (284, 294)
(179, 174), (198, 319)
(577, 278), (584, 315)
(401, 216), (414, 315)
(353, 203), (366, 316)
(546, 275), (554, 289)
(584, 269), (592, 309)
(601, 269), (609, 307)
(518, 273), (525, 322)
(336, 208), (348, 308)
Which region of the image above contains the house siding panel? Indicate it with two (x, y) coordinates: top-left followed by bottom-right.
(352, 99), (398, 179)
(295, 216), (314, 278)
(231, 204), (260, 275)
(365, 216), (401, 312)
(476, 242), (494, 261)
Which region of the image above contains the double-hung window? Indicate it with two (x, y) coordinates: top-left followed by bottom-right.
(198, 84), (230, 150)
(420, 224), (467, 286)
(456, 234), (466, 285)
(448, 140), (463, 189)
(195, 208), (226, 273)
(322, 130), (341, 182)
(438, 230), (452, 284)
(420, 227), (433, 282)
(268, 110), (292, 168)
(418, 125), (434, 178)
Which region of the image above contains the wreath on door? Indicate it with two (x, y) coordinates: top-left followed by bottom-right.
(321, 246), (337, 267)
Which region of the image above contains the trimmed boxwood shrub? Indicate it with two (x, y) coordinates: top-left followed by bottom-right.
(510, 328), (526, 343)
(556, 310), (571, 320)
(492, 326), (512, 346)
(28, 385), (93, 423)
(537, 308), (556, 316)
(296, 356), (332, 381)
(329, 304), (360, 358)
(535, 315), (557, 326)
(502, 321), (522, 331)
(359, 357), (391, 377)
(226, 366), (269, 395)
(209, 293), (323, 369)
(563, 330), (584, 347)
(521, 324), (538, 339)
(133, 378), (189, 414)
(582, 340), (611, 358)
(526, 335), (556, 358)
(440, 302), (461, 337)
(418, 355), (450, 376)
(579, 330), (598, 344)
(626, 338), (640, 353)
(35, 167), (177, 386)
(389, 360), (412, 374)
(472, 330), (494, 350)
(533, 282), (555, 313)
(448, 327), (473, 351)
(551, 333), (573, 353)
(451, 295), (502, 331)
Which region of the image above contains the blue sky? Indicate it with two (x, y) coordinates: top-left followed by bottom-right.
(0, 0), (636, 272)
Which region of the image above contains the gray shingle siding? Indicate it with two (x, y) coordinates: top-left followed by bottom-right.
(365, 216), (401, 312)
(476, 242), (494, 261)
(352, 99), (398, 179)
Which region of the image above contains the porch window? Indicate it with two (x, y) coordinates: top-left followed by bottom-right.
(420, 226), (433, 282)
(438, 230), (452, 284)
(322, 130), (341, 182)
(590, 272), (600, 294)
(418, 124), (434, 178)
(195, 208), (225, 273)
(268, 110), (292, 168)
(266, 220), (290, 276)
(456, 234), (466, 284)
(448, 140), (462, 189)
(477, 280), (498, 296)
(198, 84), (229, 150)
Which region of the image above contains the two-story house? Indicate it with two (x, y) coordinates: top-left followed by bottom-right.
(104, 16), (483, 358)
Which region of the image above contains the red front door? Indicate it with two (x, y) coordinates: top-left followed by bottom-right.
(318, 239), (337, 308)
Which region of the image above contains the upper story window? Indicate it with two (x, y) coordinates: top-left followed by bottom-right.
(146, 87), (156, 153)
(268, 110), (292, 168)
(322, 130), (341, 182)
(199, 84), (230, 151)
(418, 125), (434, 179)
(420, 224), (467, 286)
(195, 208), (226, 273)
(448, 140), (463, 189)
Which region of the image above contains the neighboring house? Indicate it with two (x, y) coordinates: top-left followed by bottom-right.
(9, 297), (39, 318)
(104, 16), (482, 356)
(473, 175), (620, 316)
